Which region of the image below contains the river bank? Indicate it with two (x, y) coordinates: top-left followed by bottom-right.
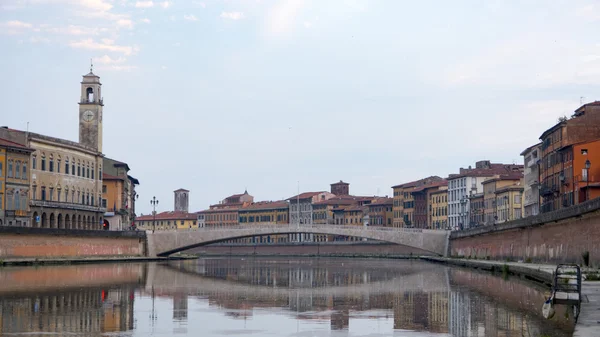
(423, 256), (600, 337)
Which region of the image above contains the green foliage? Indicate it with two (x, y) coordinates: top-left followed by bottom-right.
(525, 257), (532, 263)
(586, 273), (600, 281)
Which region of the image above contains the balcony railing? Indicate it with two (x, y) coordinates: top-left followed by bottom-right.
(540, 184), (558, 196)
(30, 200), (106, 213)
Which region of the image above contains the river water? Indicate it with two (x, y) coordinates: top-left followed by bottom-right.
(0, 258), (575, 336)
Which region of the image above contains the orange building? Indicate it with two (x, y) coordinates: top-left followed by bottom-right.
(539, 101), (600, 212)
(391, 176), (444, 228)
(366, 197), (393, 227)
(572, 139), (600, 203)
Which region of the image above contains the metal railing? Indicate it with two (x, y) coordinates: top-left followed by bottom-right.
(30, 199), (105, 213)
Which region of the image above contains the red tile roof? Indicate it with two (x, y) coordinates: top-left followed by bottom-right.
(241, 200), (289, 211)
(313, 196), (359, 206)
(411, 180), (448, 193)
(369, 197), (393, 206)
(391, 176), (444, 189)
(197, 207), (240, 214)
(447, 164), (523, 179)
(136, 211), (197, 221)
(0, 137), (32, 151)
(287, 191), (327, 201)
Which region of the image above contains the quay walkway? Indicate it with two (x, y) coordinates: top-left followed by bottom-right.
(422, 257), (599, 337)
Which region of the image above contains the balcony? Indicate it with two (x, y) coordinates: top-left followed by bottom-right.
(30, 200), (106, 213)
(540, 184), (558, 196)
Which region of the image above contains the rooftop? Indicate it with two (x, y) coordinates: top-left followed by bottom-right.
(102, 172), (124, 181)
(391, 176), (444, 189)
(136, 211), (197, 221)
(287, 191), (327, 201)
(331, 180), (349, 186)
(174, 188), (190, 192)
(0, 137), (33, 152)
(242, 200), (289, 211)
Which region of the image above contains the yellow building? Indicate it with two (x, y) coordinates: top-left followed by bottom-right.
(495, 185), (524, 223)
(391, 176), (444, 228)
(238, 200), (289, 243)
(482, 174), (523, 225)
(367, 197), (393, 227)
(429, 187), (448, 230)
(102, 158), (139, 231)
(0, 137), (34, 226)
(135, 211), (198, 231)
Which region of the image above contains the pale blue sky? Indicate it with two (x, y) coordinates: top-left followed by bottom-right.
(2, 0), (600, 214)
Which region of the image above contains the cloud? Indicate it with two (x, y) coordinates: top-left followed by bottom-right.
(116, 18), (134, 29)
(184, 14), (198, 21)
(303, 21), (312, 28)
(94, 55), (127, 64)
(140, 18), (151, 23)
(69, 38), (139, 56)
(264, 0), (304, 36)
(135, 1), (153, 8)
(45, 25), (106, 35)
(4, 20), (33, 29)
(29, 36), (50, 43)
(220, 11), (244, 20)
(159, 1), (171, 9)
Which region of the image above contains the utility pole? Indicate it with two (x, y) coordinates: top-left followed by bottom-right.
(150, 196), (159, 233)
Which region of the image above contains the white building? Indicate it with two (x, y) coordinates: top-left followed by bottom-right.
(521, 143), (542, 217)
(448, 160), (523, 230)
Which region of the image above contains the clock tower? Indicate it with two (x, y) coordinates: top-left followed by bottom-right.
(78, 65), (103, 153)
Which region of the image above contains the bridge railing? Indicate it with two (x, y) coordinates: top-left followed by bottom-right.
(199, 224), (426, 233)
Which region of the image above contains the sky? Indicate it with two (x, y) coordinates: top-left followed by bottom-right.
(2, 0), (600, 215)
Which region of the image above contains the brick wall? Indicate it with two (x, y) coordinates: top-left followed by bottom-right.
(0, 227), (146, 258)
(450, 198), (600, 264)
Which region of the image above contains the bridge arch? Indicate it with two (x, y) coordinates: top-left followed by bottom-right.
(147, 225), (449, 257)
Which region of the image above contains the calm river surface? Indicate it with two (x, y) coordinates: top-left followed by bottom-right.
(0, 258), (576, 336)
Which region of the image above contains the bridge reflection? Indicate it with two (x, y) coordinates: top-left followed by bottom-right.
(0, 259), (576, 337)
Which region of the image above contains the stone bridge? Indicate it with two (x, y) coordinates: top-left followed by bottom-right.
(146, 224), (450, 257)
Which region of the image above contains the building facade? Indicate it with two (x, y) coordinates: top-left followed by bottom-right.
(521, 143), (541, 217)
(392, 176), (444, 228)
(539, 101), (600, 213)
(448, 161), (523, 230)
(0, 70), (107, 230)
(287, 191), (335, 242)
(366, 197), (393, 227)
(330, 180), (350, 196)
(102, 158), (139, 231)
(198, 191), (254, 229)
(135, 211), (198, 231)
(0, 138), (34, 226)
(482, 174), (523, 225)
(429, 187), (448, 230)
(467, 193), (484, 227)
(495, 185), (524, 223)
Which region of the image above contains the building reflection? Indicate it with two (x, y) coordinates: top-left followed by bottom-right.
(0, 288), (135, 336)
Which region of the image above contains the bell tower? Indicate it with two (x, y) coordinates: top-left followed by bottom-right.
(79, 61), (103, 153)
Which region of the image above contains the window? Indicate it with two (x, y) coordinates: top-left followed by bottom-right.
(49, 187), (54, 201)
(22, 163), (26, 179)
(65, 158), (69, 174)
(86, 164), (90, 178)
(8, 160), (13, 178)
(91, 165), (94, 179)
(49, 155), (54, 172)
(41, 155), (46, 171)
(0, 162), (2, 176)
(102, 185), (107, 193)
(41, 187), (46, 201)
(57, 189), (61, 202)
(72, 162), (75, 175)
(32, 155), (36, 170)
(64, 189), (68, 202)
(99, 166), (102, 179)
(514, 194), (522, 204)
(77, 162), (81, 177)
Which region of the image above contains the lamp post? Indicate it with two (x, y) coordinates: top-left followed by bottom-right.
(585, 159), (591, 202)
(150, 196), (159, 233)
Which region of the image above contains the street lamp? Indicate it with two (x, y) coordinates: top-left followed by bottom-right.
(585, 159), (591, 201)
(150, 196), (159, 233)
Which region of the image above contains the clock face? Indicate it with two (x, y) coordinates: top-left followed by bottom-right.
(83, 110), (95, 122)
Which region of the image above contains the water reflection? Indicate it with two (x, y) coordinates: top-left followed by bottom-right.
(0, 258), (576, 337)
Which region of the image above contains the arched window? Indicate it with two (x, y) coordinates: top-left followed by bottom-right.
(86, 163), (90, 178)
(32, 155), (37, 170)
(77, 160), (81, 177)
(64, 187), (68, 202)
(98, 165), (102, 179)
(22, 162), (26, 180)
(86, 87), (94, 102)
(91, 164), (95, 180)
(49, 154), (54, 172)
(65, 157), (69, 174)
(56, 155), (61, 173)
(57, 185), (61, 202)
(41, 154), (46, 171)
(7, 160), (13, 178)
(14, 191), (20, 210)
(41, 186), (46, 201)
(71, 159), (75, 176)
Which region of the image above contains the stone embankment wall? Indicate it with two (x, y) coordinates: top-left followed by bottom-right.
(0, 227), (146, 259)
(449, 198), (600, 265)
